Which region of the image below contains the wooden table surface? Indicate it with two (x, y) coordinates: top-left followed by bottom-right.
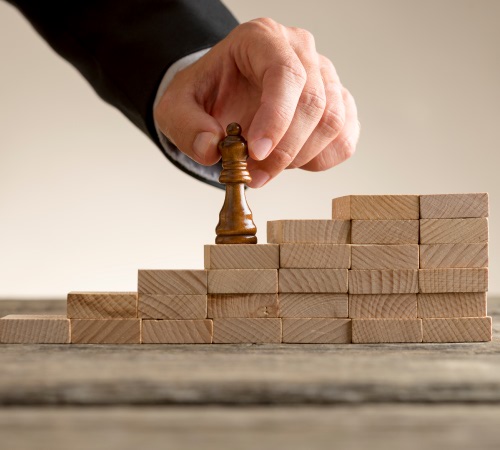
(1, 298), (499, 450)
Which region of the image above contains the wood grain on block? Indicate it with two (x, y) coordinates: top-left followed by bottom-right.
(267, 220), (350, 244)
(279, 244), (350, 268)
(332, 195), (419, 220)
(422, 317), (492, 342)
(138, 270), (207, 295)
(349, 294), (417, 318)
(138, 294), (207, 320)
(212, 318), (282, 343)
(349, 270), (419, 294)
(278, 269), (348, 293)
(207, 269), (278, 294)
(67, 292), (137, 319)
(282, 318), (351, 343)
(351, 245), (419, 270)
(0, 315), (69, 344)
(352, 319), (423, 343)
(419, 243), (488, 268)
(279, 293), (348, 318)
(142, 319), (213, 344)
(420, 193), (489, 219)
(207, 294), (278, 318)
(204, 244), (279, 269)
(419, 268), (488, 293)
(71, 319), (140, 344)
(420, 218), (488, 244)
(417, 293), (487, 318)
(351, 220), (419, 244)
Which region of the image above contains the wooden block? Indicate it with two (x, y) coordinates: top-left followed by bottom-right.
(282, 318), (351, 343)
(351, 220), (419, 244)
(204, 244), (279, 269)
(278, 269), (348, 293)
(420, 218), (488, 244)
(138, 270), (207, 295)
(212, 318), (282, 343)
(420, 193), (489, 219)
(0, 315), (69, 344)
(207, 294), (278, 318)
(419, 268), (488, 293)
(351, 245), (419, 270)
(422, 317), (492, 342)
(138, 294), (207, 319)
(279, 293), (348, 318)
(349, 294), (417, 318)
(71, 319), (140, 344)
(349, 270), (418, 294)
(67, 292), (137, 319)
(142, 319), (213, 344)
(267, 220), (350, 244)
(419, 243), (488, 268)
(332, 195), (419, 220)
(418, 293), (487, 318)
(352, 319), (423, 343)
(279, 244), (350, 268)
(207, 269), (277, 294)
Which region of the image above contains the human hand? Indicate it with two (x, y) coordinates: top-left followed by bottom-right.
(154, 18), (360, 188)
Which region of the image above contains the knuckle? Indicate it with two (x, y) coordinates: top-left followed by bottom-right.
(269, 60), (307, 89)
(270, 146), (295, 169)
(317, 108), (345, 140)
(300, 89), (327, 118)
(245, 17), (280, 35)
(292, 27), (316, 47)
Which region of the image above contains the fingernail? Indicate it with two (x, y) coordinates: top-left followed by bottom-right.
(193, 132), (216, 161)
(249, 169), (270, 188)
(251, 138), (273, 160)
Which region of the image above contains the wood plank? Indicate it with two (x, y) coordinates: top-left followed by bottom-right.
(352, 319), (423, 343)
(349, 294), (417, 318)
(138, 270), (207, 295)
(142, 319), (213, 344)
(420, 218), (488, 244)
(267, 220), (350, 244)
(66, 292), (137, 319)
(0, 315), (69, 344)
(351, 220), (419, 244)
(420, 193), (489, 219)
(207, 269), (278, 294)
(212, 318), (282, 343)
(332, 195), (419, 220)
(278, 269), (348, 293)
(279, 244), (350, 268)
(282, 318), (351, 343)
(138, 294), (207, 320)
(279, 293), (348, 318)
(351, 245), (419, 269)
(349, 270), (419, 294)
(419, 268), (488, 293)
(419, 243), (488, 268)
(418, 293), (487, 318)
(70, 319), (140, 344)
(204, 244), (279, 269)
(207, 294), (278, 318)
(422, 317), (492, 342)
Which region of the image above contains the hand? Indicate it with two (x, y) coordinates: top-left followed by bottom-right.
(154, 18), (360, 188)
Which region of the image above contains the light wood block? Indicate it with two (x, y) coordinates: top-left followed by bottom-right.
(0, 315), (69, 344)
(417, 293), (487, 318)
(352, 319), (423, 343)
(351, 245), (419, 270)
(420, 218), (488, 244)
(419, 268), (488, 293)
(204, 244), (279, 269)
(351, 220), (419, 244)
(278, 269), (348, 293)
(332, 195), (419, 220)
(138, 270), (207, 295)
(212, 318), (282, 343)
(207, 269), (278, 294)
(422, 317), (492, 342)
(67, 292), (137, 319)
(282, 318), (351, 343)
(419, 243), (488, 268)
(138, 294), (207, 320)
(349, 270), (419, 294)
(420, 193), (489, 219)
(71, 319), (140, 344)
(267, 220), (350, 244)
(349, 294), (417, 318)
(279, 293), (348, 318)
(207, 294), (278, 318)
(279, 244), (350, 268)
(142, 319), (213, 344)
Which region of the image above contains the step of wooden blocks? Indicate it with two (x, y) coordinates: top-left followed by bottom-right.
(282, 318), (351, 343)
(212, 318), (282, 343)
(417, 293), (487, 318)
(279, 293), (348, 318)
(67, 292), (137, 319)
(419, 243), (488, 269)
(351, 245), (419, 270)
(349, 270), (419, 294)
(332, 195), (419, 220)
(351, 220), (419, 244)
(0, 315), (69, 344)
(138, 294), (207, 319)
(349, 294), (417, 318)
(419, 268), (488, 293)
(267, 220), (350, 244)
(138, 270), (207, 295)
(204, 244), (279, 269)
(422, 317), (492, 342)
(71, 319), (141, 344)
(352, 319), (423, 343)
(207, 269), (278, 294)
(279, 269), (348, 293)
(279, 244), (351, 268)
(142, 319), (213, 344)
(420, 193), (489, 219)
(420, 218), (488, 244)
(207, 294), (279, 318)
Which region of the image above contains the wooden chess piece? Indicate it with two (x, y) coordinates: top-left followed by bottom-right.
(215, 123), (257, 244)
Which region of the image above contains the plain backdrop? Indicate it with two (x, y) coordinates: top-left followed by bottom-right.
(0, 0), (498, 298)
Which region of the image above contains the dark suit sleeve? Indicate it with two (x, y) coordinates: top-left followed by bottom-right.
(7, 0), (238, 186)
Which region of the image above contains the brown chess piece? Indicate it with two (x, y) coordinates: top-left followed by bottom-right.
(215, 123), (258, 244)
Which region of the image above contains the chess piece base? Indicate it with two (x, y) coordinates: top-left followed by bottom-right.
(215, 235), (258, 245)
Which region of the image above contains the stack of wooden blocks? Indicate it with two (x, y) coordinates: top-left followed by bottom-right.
(0, 193), (492, 345)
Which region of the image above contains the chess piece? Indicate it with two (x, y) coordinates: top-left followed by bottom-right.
(215, 123), (258, 244)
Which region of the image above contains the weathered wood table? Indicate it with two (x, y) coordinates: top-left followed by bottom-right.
(1, 299), (499, 450)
